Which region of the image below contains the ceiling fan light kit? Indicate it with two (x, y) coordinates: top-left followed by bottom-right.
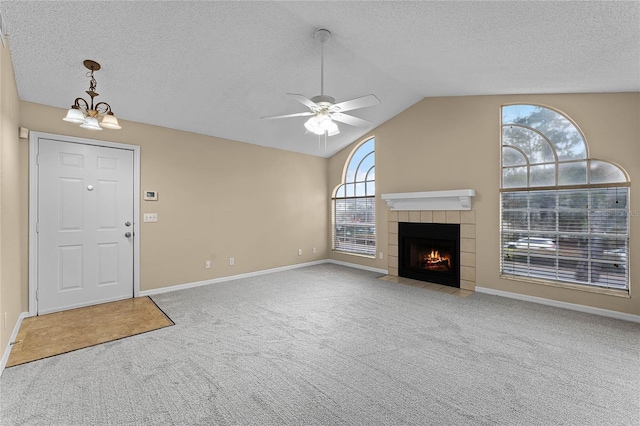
(262, 28), (380, 142)
(63, 60), (121, 130)
(305, 113), (339, 136)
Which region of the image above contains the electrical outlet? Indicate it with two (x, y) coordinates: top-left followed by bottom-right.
(143, 213), (158, 223)
(229, 257), (235, 266)
(205, 260), (211, 269)
(298, 249), (302, 256)
(379, 252), (384, 259)
(312, 247), (317, 254)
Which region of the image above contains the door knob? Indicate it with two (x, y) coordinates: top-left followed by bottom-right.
(125, 221), (131, 227)
(124, 232), (132, 238)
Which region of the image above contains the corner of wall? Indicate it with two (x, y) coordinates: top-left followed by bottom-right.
(0, 37), (25, 363)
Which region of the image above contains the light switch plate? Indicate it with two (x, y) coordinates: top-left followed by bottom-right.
(143, 213), (158, 223)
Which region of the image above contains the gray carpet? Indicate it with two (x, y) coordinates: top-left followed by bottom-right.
(1, 264), (638, 425)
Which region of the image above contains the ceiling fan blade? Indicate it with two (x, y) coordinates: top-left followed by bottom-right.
(331, 112), (372, 128)
(287, 93), (319, 110)
(261, 111), (315, 120)
(332, 94), (380, 113)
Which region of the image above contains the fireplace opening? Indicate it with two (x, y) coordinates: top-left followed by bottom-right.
(399, 222), (460, 288)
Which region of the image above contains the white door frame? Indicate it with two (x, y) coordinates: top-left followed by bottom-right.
(28, 131), (141, 316)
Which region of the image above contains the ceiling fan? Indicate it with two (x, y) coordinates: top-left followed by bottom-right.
(262, 29), (380, 142)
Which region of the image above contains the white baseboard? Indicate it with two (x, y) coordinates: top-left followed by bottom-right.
(140, 260), (328, 297)
(327, 259), (388, 275)
(475, 286), (640, 323)
(141, 259), (388, 298)
(1, 312), (29, 376)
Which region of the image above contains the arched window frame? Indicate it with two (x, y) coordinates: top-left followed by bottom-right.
(332, 137), (376, 256)
(500, 104), (630, 291)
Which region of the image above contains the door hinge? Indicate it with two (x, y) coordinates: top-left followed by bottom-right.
(36, 154), (39, 165)
(36, 289), (39, 300)
(36, 222), (39, 233)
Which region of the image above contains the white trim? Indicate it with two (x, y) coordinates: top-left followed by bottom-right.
(381, 189), (476, 211)
(141, 260), (388, 297)
(28, 132), (141, 315)
(140, 260), (328, 296)
(475, 286), (640, 323)
(0, 312), (29, 376)
(327, 259), (388, 275)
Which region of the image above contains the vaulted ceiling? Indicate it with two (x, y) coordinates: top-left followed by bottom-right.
(2, 1), (638, 157)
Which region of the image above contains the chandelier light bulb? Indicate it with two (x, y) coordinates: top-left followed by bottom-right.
(100, 112), (121, 130)
(63, 106), (86, 124)
(79, 116), (102, 131)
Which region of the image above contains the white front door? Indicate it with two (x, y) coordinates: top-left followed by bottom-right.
(37, 138), (134, 314)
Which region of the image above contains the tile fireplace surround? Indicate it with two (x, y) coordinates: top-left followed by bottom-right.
(387, 210), (476, 291)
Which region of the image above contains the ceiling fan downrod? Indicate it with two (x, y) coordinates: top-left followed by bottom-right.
(314, 29), (331, 97)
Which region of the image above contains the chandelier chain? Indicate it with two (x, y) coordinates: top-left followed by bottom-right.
(86, 70), (97, 93)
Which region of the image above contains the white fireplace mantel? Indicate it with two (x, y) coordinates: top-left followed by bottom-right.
(381, 189), (476, 211)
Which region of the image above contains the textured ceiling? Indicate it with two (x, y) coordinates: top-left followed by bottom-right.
(2, 1), (638, 158)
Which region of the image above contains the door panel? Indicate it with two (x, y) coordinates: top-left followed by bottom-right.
(97, 243), (119, 285)
(58, 245), (83, 290)
(97, 180), (118, 228)
(38, 139), (134, 314)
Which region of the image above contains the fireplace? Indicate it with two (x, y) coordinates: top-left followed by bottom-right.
(398, 222), (460, 288)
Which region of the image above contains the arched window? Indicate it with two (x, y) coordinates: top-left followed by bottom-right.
(332, 138), (375, 256)
(501, 105), (629, 290)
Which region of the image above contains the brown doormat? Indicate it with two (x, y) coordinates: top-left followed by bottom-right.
(6, 296), (173, 367)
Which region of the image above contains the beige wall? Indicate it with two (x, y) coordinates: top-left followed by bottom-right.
(0, 39), (22, 358)
(330, 93), (640, 315)
(19, 102), (329, 294)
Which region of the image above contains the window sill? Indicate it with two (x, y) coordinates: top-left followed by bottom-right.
(332, 250), (376, 260)
(500, 274), (630, 298)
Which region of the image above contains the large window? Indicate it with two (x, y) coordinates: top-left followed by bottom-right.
(501, 105), (630, 290)
(333, 138), (375, 256)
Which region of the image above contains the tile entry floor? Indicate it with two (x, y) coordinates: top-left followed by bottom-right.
(378, 275), (474, 297)
(6, 296), (173, 367)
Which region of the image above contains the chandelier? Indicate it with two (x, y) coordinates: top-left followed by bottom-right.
(63, 60), (121, 130)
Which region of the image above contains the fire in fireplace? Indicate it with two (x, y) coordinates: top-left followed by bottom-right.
(399, 222), (460, 288)
(420, 247), (452, 272)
